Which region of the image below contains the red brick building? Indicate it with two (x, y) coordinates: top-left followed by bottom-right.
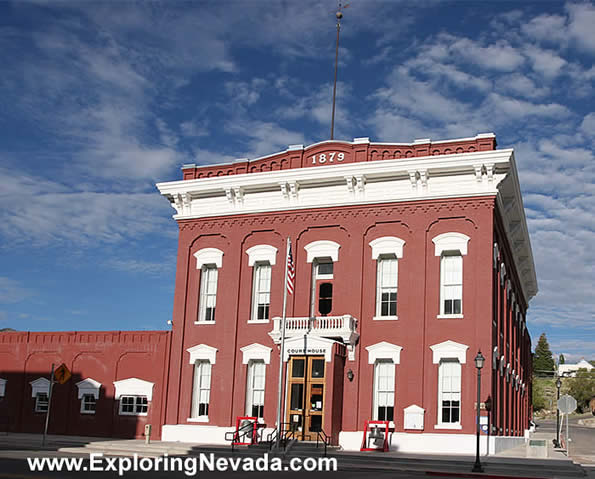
(0, 134), (536, 454)
(0, 331), (170, 438)
(155, 134), (537, 454)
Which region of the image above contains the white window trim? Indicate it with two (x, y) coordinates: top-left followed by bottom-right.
(80, 393), (97, 415)
(190, 360), (212, 422)
(304, 240), (340, 263)
(375, 256), (399, 320)
(30, 378), (50, 397)
(369, 236), (405, 259)
(366, 341), (402, 365)
(240, 343), (272, 364)
(245, 360), (266, 418)
(76, 378), (101, 399)
(187, 344), (218, 365)
(251, 262), (272, 322)
(197, 265), (218, 323)
(246, 244), (277, 266)
(439, 253), (463, 318)
(194, 248), (223, 268)
(432, 232), (470, 256)
(372, 359), (396, 425)
(35, 392), (49, 413)
(430, 340), (469, 364)
(435, 359), (462, 429)
(113, 378), (154, 401)
(0, 378), (6, 398)
(118, 395), (149, 416)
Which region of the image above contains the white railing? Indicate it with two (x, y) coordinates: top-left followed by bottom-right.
(268, 315), (358, 345)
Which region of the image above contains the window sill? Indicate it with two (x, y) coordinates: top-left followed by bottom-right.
(436, 314), (464, 319)
(119, 412), (148, 417)
(434, 423), (462, 430)
(194, 321), (216, 325)
(187, 417), (209, 423)
(247, 320), (270, 324)
(80, 411), (96, 415)
(373, 315), (398, 321)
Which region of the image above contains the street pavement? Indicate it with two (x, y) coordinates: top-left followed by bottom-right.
(0, 426), (592, 479)
(535, 413), (595, 466)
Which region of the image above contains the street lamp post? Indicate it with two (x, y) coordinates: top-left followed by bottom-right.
(472, 351), (485, 473)
(555, 377), (562, 448)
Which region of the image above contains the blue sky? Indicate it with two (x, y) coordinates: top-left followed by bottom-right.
(0, 1), (593, 362)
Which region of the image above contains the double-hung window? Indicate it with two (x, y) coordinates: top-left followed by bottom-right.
(376, 256), (398, 317)
(191, 360), (212, 419)
(198, 265), (218, 322)
(246, 360), (266, 418)
(373, 359), (395, 421)
(251, 263), (271, 321)
(119, 396), (148, 415)
(35, 393), (49, 413)
(438, 360), (461, 425)
(440, 253), (462, 315)
(81, 394), (96, 414)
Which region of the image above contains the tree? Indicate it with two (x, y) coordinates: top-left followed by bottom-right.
(533, 333), (555, 375)
(559, 354), (565, 365)
(567, 369), (595, 413)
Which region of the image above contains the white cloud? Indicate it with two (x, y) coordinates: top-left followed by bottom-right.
(566, 2), (595, 53)
(580, 112), (595, 138)
(0, 166), (173, 246)
(524, 46), (567, 78)
(0, 278), (32, 304)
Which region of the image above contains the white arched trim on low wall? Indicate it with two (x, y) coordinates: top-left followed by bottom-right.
(113, 378), (154, 401)
(76, 378), (101, 399)
(187, 344), (218, 364)
(366, 341), (403, 364)
(194, 248), (224, 268)
(432, 232), (470, 256)
(30, 378), (50, 397)
(430, 340), (469, 364)
(304, 240), (340, 263)
(369, 237), (406, 259)
(240, 343), (272, 364)
(246, 245), (278, 266)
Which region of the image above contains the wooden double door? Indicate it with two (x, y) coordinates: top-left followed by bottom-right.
(286, 356), (326, 440)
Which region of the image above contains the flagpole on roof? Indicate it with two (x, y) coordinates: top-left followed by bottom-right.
(275, 237), (292, 449)
(331, 2), (348, 140)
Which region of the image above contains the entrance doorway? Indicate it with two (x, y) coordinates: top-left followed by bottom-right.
(286, 356), (325, 440)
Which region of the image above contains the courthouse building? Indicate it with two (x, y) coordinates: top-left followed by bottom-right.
(0, 133), (537, 455)
(155, 133), (537, 454)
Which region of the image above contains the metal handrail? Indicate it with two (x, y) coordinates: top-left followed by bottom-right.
(315, 429), (330, 456)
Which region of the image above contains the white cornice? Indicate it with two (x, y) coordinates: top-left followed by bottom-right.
(157, 147), (536, 306)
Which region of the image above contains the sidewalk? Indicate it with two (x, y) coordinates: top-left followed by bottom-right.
(0, 432), (587, 478)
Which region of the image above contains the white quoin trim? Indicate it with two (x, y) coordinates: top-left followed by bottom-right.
(0, 378), (6, 397)
(366, 341), (403, 364)
(240, 343), (272, 364)
(75, 378), (101, 399)
(432, 232), (470, 256)
(113, 378), (154, 401)
(304, 240), (340, 263)
(369, 236), (406, 259)
(30, 378), (50, 397)
(187, 344), (218, 364)
(246, 245), (278, 266)
(194, 248), (224, 268)
(430, 340), (469, 364)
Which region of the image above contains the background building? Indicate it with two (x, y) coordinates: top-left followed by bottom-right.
(156, 133), (537, 454)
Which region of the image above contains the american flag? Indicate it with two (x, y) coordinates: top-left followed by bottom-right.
(286, 241), (295, 295)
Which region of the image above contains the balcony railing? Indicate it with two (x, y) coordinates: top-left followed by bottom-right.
(268, 315), (358, 345)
